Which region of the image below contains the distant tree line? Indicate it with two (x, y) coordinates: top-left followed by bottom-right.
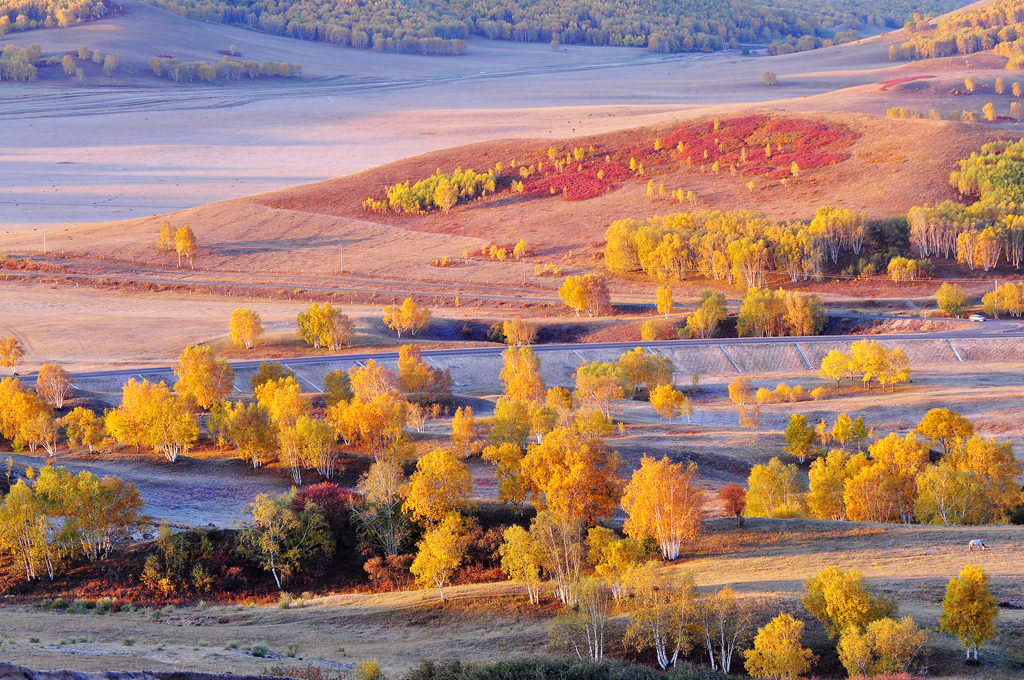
(0, 0), (112, 35)
(136, 0), (965, 56)
(890, 0), (1024, 62)
(149, 55), (301, 82)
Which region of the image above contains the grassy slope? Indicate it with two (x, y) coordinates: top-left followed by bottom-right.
(0, 519), (1020, 678)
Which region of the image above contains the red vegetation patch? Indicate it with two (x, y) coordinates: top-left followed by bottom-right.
(877, 75), (935, 91)
(652, 115), (858, 179)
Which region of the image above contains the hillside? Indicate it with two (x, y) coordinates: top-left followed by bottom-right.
(0, 111), (1009, 292)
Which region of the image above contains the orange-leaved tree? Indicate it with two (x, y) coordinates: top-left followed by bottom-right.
(621, 455), (702, 560)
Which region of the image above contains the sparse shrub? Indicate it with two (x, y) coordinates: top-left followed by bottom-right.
(279, 593), (293, 609)
(156, 642), (166, 650)
(41, 599), (53, 611)
(811, 386), (827, 401)
(94, 597), (114, 614)
(251, 643), (270, 658)
(226, 641), (239, 650)
(199, 640), (211, 647)
(29, 636), (39, 643)
(52, 598), (68, 610)
(356, 660), (385, 680)
(287, 642), (300, 657)
(123, 638), (136, 646)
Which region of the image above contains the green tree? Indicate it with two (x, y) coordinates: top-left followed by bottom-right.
(936, 283), (970, 317)
(240, 490), (332, 590)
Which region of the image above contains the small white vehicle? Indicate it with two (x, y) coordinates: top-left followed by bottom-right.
(968, 314), (986, 322)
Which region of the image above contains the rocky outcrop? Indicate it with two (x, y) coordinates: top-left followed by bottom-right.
(0, 664), (285, 680)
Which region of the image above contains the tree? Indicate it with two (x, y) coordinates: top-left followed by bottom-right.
(700, 585), (753, 673)
(35, 363), (72, 408)
(914, 463), (988, 525)
(433, 176), (458, 213)
(241, 490), (332, 590)
(586, 527), (641, 600)
(621, 456), (702, 560)
(940, 564), (998, 661)
(719, 484), (746, 526)
(403, 447), (473, 527)
(383, 297), (431, 338)
(819, 349), (852, 387)
(947, 435), (1023, 521)
(297, 302), (353, 350)
(686, 290), (727, 339)
(848, 340), (911, 391)
(174, 225), (196, 268)
(936, 282), (970, 317)
(574, 361), (627, 417)
(838, 617), (928, 679)
(500, 346), (545, 403)
(802, 567), (896, 638)
(623, 562), (697, 669)
(34, 466), (143, 561)
(250, 361), (294, 390)
(229, 308), (263, 349)
(744, 614), (814, 680)
(617, 347), (673, 398)
(499, 524), (543, 604)
(0, 480), (57, 581)
(158, 221), (174, 251)
(224, 401), (277, 468)
(523, 428), (623, 524)
(323, 369), (353, 406)
(763, 71), (778, 86)
(502, 318), (537, 346)
(103, 378), (158, 455)
(728, 376), (753, 406)
(551, 576), (613, 661)
(255, 375), (309, 430)
(982, 102), (996, 122)
(807, 450), (869, 521)
(737, 288), (785, 337)
(173, 345), (234, 409)
(530, 509), (584, 605)
(0, 337), (24, 375)
(450, 406), (476, 458)
(295, 415), (338, 479)
(559, 273), (610, 317)
(354, 459), (412, 556)
(656, 285), (673, 317)
(650, 384), (692, 422)
(784, 414), (818, 463)
(61, 407), (104, 452)
(410, 512), (470, 602)
(745, 458), (805, 518)
(482, 442), (529, 514)
(916, 408), (973, 455)
(845, 433), (929, 524)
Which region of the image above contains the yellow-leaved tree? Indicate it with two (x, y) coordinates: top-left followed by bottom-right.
(173, 344), (235, 409)
(940, 564), (999, 662)
(743, 613), (815, 680)
(499, 524), (543, 604)
(559, 273), (610, 317)
(802, 566), (896, 639)
(522, 427), (623, 524)
(623, 561), (698, 670)
(744, 457), (805, 519)
(229, 308), (263, 349)
(656, 285), (673, 318)
(382, 297), (431, 338)
(0, 337), (24, 375)
(837, 617), (927, 678)
(500, 346), (545, 403)
(35, 363), (72, 409)
(410, 512), (471, 602)
(621, 455), (702, 560)
(402, 447), (473, 527)
(650, 384), (693, 422)
(482, 442), (528, 514)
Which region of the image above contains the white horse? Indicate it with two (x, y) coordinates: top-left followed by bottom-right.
(968, 539), (987, 552)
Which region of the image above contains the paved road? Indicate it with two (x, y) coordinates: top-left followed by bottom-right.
(14, 321), (1024, 389)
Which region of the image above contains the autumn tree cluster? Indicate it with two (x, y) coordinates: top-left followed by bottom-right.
(605, 207), (867, 287)
(0, 465), (142, 582)
(749, 407), (1022, 525)
(156, 221), (196, 268)
(149, 55), (301, 82)
(818, 340), (911, 391)
(364, 166), (501, 214)
(136, 0), (951, 57)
